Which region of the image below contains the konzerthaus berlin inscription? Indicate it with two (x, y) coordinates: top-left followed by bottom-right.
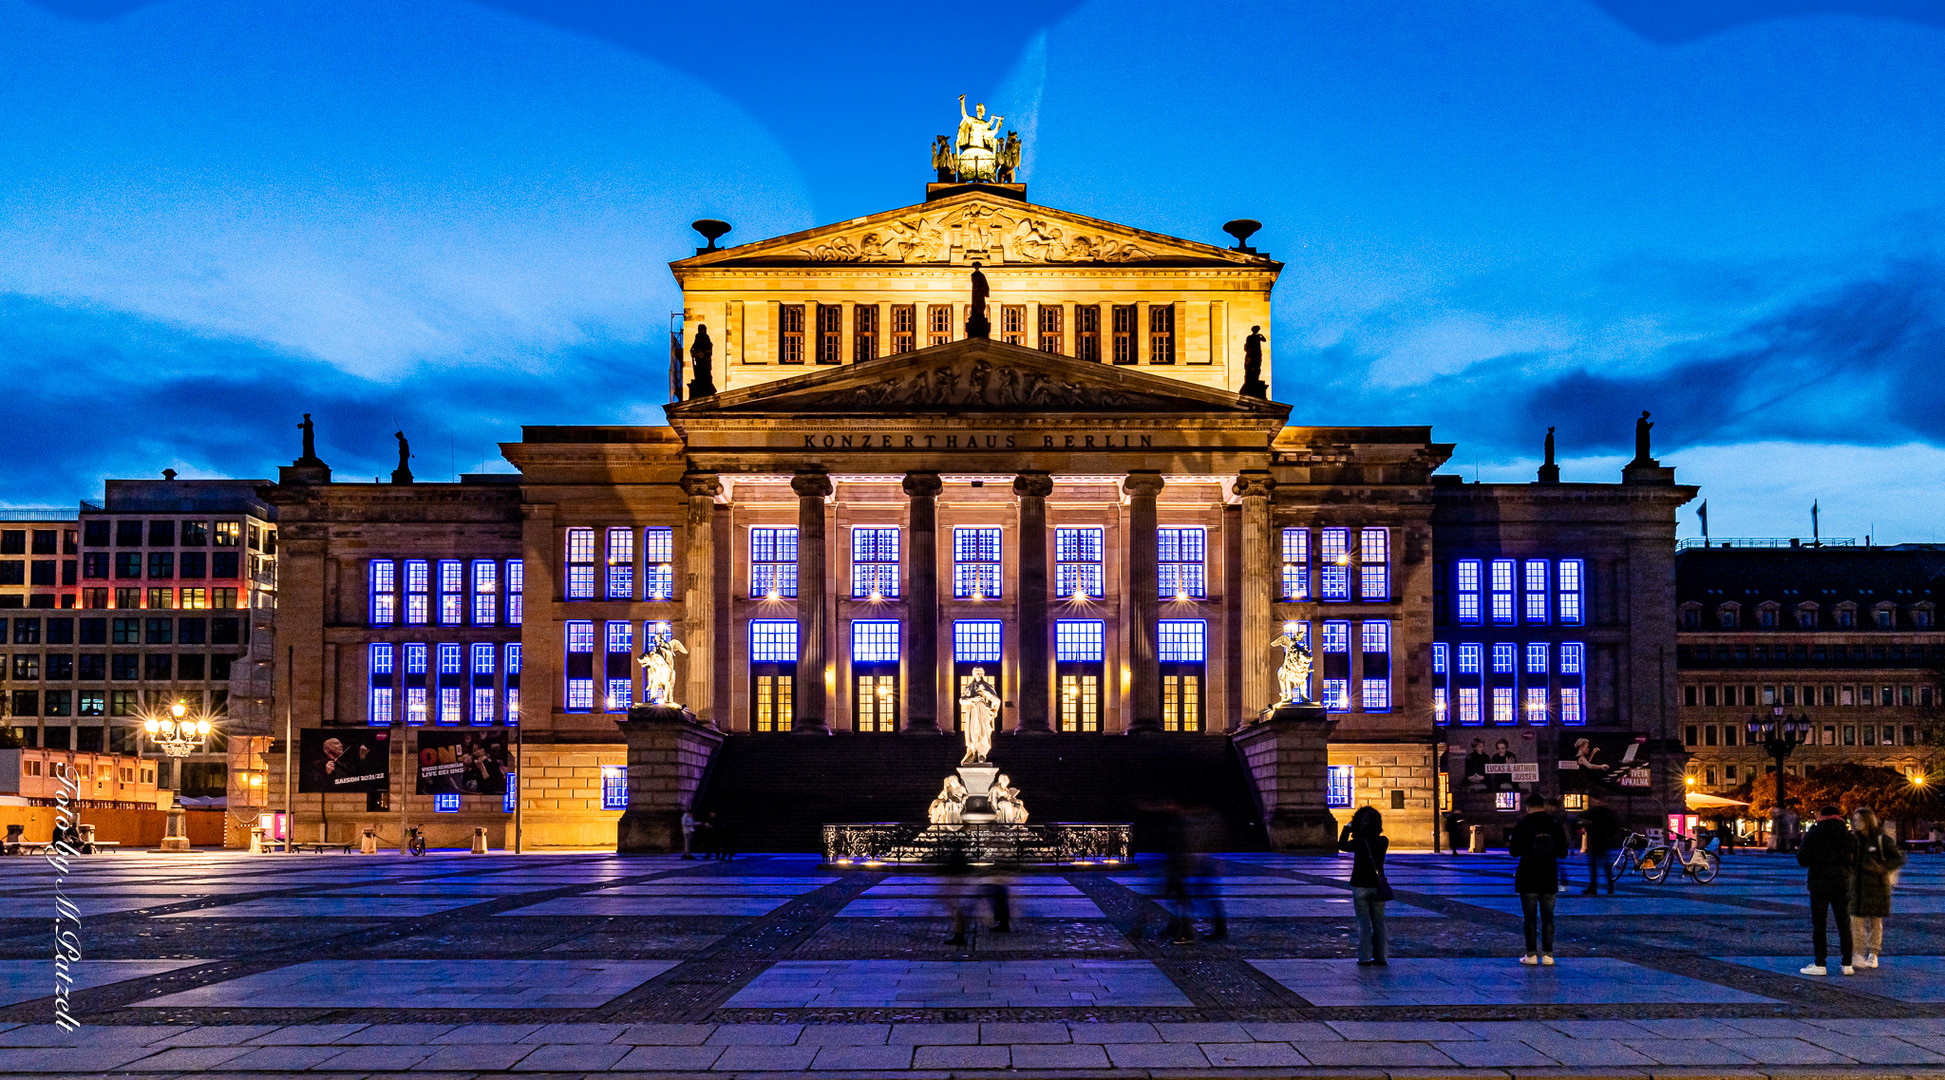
(265, 103), (1696, 853)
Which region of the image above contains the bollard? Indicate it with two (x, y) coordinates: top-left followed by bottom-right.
(360, 830), (378, 855)
(249, 827), (264, 855)
(1468, 824), (1487, 853)
(471, 827), (488, 854)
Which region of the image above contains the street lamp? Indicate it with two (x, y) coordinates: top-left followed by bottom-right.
(142, 699), (213, 853)
(1748, 709), (1811, 851)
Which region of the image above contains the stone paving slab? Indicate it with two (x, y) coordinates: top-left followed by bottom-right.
(1717, 954), (1945, 1001)
(725, 959), (1192, 1008)
(140, 959), (677, 1009)
(0, 960), (202, 1007)
(1251, 958), (1775, 1006)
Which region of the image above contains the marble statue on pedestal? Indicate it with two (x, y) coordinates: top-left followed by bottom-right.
(928, 776), (967, 824)
(990, 773), (1028, 824)
(959, 667), (999, 765)
(1270, 631), (1314, 705)
(638, 632), (688, 707)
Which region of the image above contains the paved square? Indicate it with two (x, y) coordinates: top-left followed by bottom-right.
(0, 960), (201, 1006)
(1249, 957), (1777, 1005)
(726, 960), (1191, 1007)
(1719, 954), (1945, 1001)
(141, 959), (677, 1008)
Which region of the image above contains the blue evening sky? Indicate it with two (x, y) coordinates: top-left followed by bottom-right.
(3, 0), (1944, 541)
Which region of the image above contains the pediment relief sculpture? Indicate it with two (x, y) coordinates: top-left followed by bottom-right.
(795, 202), (1160, 265)
(781, 357), (1176, 412)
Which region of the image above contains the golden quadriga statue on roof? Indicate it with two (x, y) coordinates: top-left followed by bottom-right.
(933, 95), (1021, 184)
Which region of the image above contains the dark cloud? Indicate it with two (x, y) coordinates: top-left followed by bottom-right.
(0, 295), (665, 503)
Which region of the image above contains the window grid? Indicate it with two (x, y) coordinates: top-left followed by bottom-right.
(643, 528), (674, 601)
(953, 527), (1002, 599)
(368, 686), (394, 727)
(370, 560), (396, 625)
(1455, 559), (1481, 624)
(1458, 685), (1482, 725)
(1056, 620), (1105, 662)
(507, 560), (524, 625)
(1055, 527), (1104, 599)
(1326, 765), (1353, 808)
(607, 621), (635, 712)
(405, 559), (430, 624)
(607, 528), (634, 600)
(1281, 527), (1309, 601)
(1489, 559), (1515, 624)
(1525, 643), (1549, 675)
(1492, 686), (1516, 726)
(750, 620), (799, 663)
(565, 620), (595, 712)
(1525, 687), (1549, 725)
(1359, 528), (1389, 601)
(565, 528), (596, 600)
(851, 527), (901, 599)
(1319, 528), (1350, 601)
(1158, 527), (1206, 600)
(1558, 559), (1585, 625)
(505, 643), (522, 725)
(953, 620), (1002, 663)
(1320, 619), (1350, 711)
(852, 620), (901, 664)
(1458, 643), (1481, 675)
(439, 642), (463, 676)
(439, 686), (462, 725)
(1492, 643), (1516, 675)
(472, 560), (498, 625)
(750, 528), (799, 600)
(601, 765), (628, 810)
(1360, 620), (1390, 711)
(1524, 560), (1549, 623)
(1158, 619), (1207, 663)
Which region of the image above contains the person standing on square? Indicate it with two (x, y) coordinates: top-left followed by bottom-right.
(1797, 805), (1856, 975)
(1510, 795), (1568, 965)
(1849, 806), (1904, 969)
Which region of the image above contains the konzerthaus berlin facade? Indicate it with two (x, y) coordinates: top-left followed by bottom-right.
(265, 172), (1696, 851)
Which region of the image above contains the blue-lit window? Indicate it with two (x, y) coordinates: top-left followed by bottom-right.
(851, 527), (901, 599)
(506, 560), (524, 626)
(1360, 620), (1390, 711)
(606, 620), (634, 711)
(1056, 527), (1104, 598)
(1319, 620), (1350, 710)
(433, 793), (460, 813)
(369, 643), (394, 726)
(370, 560), (396, 625)
(1525, 686), (1548, 725)
(1434, 686), (1450, 726)
(1326, 765), (1353, 808)
(1281, 527), (1309, 601)
(1158, 619), (1206, 662)
(1561, 642), (1583, 675)
(953, 527), (1002, 599)
(852, 620), (901, 663)
(1492, 643), (1516, 675)
(954, 620), (1001, 663)
(1056, 620), (1104, 662)
(472, 560), (498, 625)
(1457, 643), (1481, 674)
(751, 621), (797, 733)
(1455, 559), (1481, 624)
(1561, 687), (1584, 725)
(1159, 619), (1206, 732)
(601, 765), (628, 810)
(643, 527), (674, 600)
(1558, 559), (1584, 625)
(505, 643), (521, 725)
(405, 558), (430, 625)
(1158, 527), (1206, 600)
(750, 527), (798, 600)
(564, 620), (595, 712)
(439, 642), (462, 675)
(372, 642), (395, 676)
(1432, 642), (1450, 726)
(1492, 686), (1515, 726)
(439, 685), (462, 725)
(472, 643), (496, 725)
(565, 528), (597, 600)
(1458, 686), (1482, 725)
(1320, 528), (1350, 601)
(1560, 641), (1586, 726)
(607, 527), (634, 600)
(438, 560), (464, 625)
(1489, 559), (1515, 625)
(751, 620), (798, 663)
(404, 643), (428, 726)
(1495, 790), (1521, 812)
(1433, 642), (1449, 675)
(503, 773), (517, 813)
(1525, 643), (1548, 675)
(1360, 528), (1389, 601)
(1523, 560), (1549, 624)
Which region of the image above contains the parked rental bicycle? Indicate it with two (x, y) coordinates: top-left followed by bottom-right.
(1612, 830), (1718, 884)
(406, 826), (427, 856)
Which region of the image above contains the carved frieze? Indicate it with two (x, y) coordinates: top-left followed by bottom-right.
(781, 356), (1175, 412)
(795, 203), (1158, 265)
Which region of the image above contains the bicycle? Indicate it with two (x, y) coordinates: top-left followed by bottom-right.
(406, 826), (427, 856)
(1610, 831), (1659, 880)
(1646, 835), (1719, 884)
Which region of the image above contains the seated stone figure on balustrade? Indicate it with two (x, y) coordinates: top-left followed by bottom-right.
(990, 773), (1028, 824)
(928, 776), (967, 825)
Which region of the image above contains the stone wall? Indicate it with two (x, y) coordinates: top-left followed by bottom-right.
(1327, 742), (1438, 850)
(1232, 706), (1340, 850)
(616, 707), (723, 853)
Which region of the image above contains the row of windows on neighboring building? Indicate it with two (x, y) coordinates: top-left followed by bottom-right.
(768, 302), (1191, 366)
(0, 529), (74, 556)
(1685, 719), (1921, 750)
(1430, 642), (1588, 726)
(78, 519), (251, 548)
(5, 651), (244, 684)
(1684, 681), (1936, 710)
(1, 616), (245, 647)
(1678, 641), (1943, 667)
(7, 684), (233, 719)
(369, 560), (524, 627)
(365, 642), (523, 727)
(1444, 558), (1585, 626)
(1684, 601), (1934, 630)
(77, 550), (245, 581)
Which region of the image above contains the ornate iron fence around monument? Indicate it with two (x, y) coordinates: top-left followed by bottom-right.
(822, 822), (1132, 866)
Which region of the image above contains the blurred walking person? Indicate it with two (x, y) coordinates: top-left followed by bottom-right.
(1338, 806), (1391, 965)
(1579, 795), (1618, 895)
(1797, 804), (1855, 975)
(1849, 806), (1904, 969)
(1510, 795), (1568, 965)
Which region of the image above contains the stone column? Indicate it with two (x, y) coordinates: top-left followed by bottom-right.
(1236, 472), (1276, 725)
(1124, 472), (1165, 732)
(681, 472), (721, 727)
(793, 469), (834, 734)
(902, 472), (942, 734)
(1013, 472), (1054, 734)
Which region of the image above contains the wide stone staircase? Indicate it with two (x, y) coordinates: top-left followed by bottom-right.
(694, 731), (1268, 854)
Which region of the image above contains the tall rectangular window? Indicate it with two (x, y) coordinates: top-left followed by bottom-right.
(750, 527), (799, 599)
(405, 643), (428, 725)
(1489, 559), (1515, 625)
(1558, 559), (1585, 625)
(472, 560), (499, 625)
(1360, 620), (1391, 711)
(606, 528), (634, 600)
(1159, 619), (1206, 731)
(1458, 685), (1482, 726)
(779, 303), (805, 363)
(1432, 643), (1450, 725)
(507, 560), (524, 625)
(1075, 304), (1100, 362)
(1038, 303), (1063, 354)
(1112, 304), (1136, 364)
(1560, 642), (1585, 725)
(565, 529), (596, 601)
(851, 620), (901, 733)
(815, 303), (842, 364)
(438, 642), (463, 725)
(471, 642), (496, 725)
(1319, 620), (1351, 711)
(853, 303), (878, 362)
(1320, 528), (1350, 602)
(605, 621), (634, 711)
(953, 527), (1002, 599)
(1456, 643), (1483, 724)
(1148, 304), (1175, 364)
(750, 620), (798, 732)
(851, 527), (901, 599)
(405, 559), (430, 624)
(1158, 527), (1206, 600)
(1055, 619), (1104, 733)
(505, 643), (522, 725)
(601, 765), (628, 810)
(369, 643), (395, 726)
(926, 303), (952, 347)
(1055, 527), (1104, 598)
(434, 560), (463, 625)
(370, 560), (396, 626)
(642, 528), (674, 600)
(564, 620), (595, 712)
(890, 304), (915, 354)
(1281, 528), (1309, 601)
(953, 619), (1003, 733)
(1326, 765), (1354, 808)
(1455, 559), (1481, 625)
(1523, 560), (1549, 624)
(1360, 528), (1389, 601)
(1000, 304), (1026, 346)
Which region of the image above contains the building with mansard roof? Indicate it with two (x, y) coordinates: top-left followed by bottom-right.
(261, 151), (1695, 852)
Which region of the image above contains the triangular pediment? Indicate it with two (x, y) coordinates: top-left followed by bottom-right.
(672, 191), (1278, 270)
(668, 337), (1290, 418)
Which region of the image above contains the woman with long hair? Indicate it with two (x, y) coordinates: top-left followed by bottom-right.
(1338, 805), (1390, 966)
(1849, 806), (1905, 969)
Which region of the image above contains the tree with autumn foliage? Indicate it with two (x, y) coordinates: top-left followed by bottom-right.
(1737, 762), (1942, 825)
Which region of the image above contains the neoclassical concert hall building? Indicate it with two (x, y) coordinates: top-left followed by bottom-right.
(267, 164), (1694, 851)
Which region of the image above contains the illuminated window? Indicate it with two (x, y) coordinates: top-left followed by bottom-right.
(564, 620), (595, 712)
(852, 619), (900, 663)
(1148, 303), (1175, 364)
(779, 303), (805, 363)
(1038, 303), (1063, 354)
(954, 620), (1002, 663)
(954, 527), (1002, 599)
(643, 528), (674, 601)
(1320, 528), (1350, 601)
(1490, 559), (1515, 624)
(405, 559), (429, 624)
(1492, 643), (1516, 675)
(1558, 559), (1584, 625)
(438, 643), (463, 725)
(1319, 619), (1350, 711)
(1159, 619), (1206, 731)
(1560, 642), (1585, 724)
(1281, 528), (1309, 601)
(404, 643), (428, 725)
(1455, 559), (1481, 625)
(1359, 528), (1389, 601)
(1360, 620), (1390, 711)
(506, 560), (523, 625)
(433, 560), (461, 625)
(1158, 527), (1206, 599)
(1057, 620), (1104, 663)
(1055, 527), (1104, 598)
(1526, 643), (1548, 675)
(750, 620), (797, 733)
(851, 527), (901, 599)
(1000, 303), (1026, 346)
(926, 303), (952, 347)
(751, 619), (799, 663)
(471, 642), (496, 725)
(1075, 304), (1100, 362)
(1458, 685), (1482, 725)
(434, 793), (460, 813)
(852, 620), (901, 733)
(1326, 765), (1353, 808)
(1524, 560), (1549, 623)
(750, 528), (798, 600)
(853, 303), (878, 362)
(605, 621), (634, 711)
(1495, 791), (1521, 812)
(1432, 643), (1450, 726)
(565, 529), (596, 601)
(1525, 686), (1548, 724)
(607, 527), (634, 600)
(369, 643), (395, 726)
(504, 772), (518, 813)
(1112, 304), (1136, 364)
(472, 560), (498, 625)
(1056, 620), (1104, 733)
(370, 560), (397, 625)
(601, 765), (628, 810)
(890, 304), (915, 354)
(505, 643), (521, 725)
(816, 303), (842, 364)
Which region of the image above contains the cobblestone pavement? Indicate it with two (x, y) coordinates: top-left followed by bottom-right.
(3, 848), (1944, 1076)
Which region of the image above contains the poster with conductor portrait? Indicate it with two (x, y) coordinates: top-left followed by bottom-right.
(297, 729), (391, 793)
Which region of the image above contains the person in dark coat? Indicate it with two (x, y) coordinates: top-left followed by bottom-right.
(1509, 795), (1569, 965)
(1796, 804), (1855, 975)
(1578, 797), (1619, 895)
(1848, 806), (1904, 969)
(1338, 806), (1390, 965)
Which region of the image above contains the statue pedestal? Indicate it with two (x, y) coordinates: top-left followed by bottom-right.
(1231, 702), (1341, 851)
(955, 764), (1000, 824)
(159, 803), (191, 853)
(614, 705), (722, 853)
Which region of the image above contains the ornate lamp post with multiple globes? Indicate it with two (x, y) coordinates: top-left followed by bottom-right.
(144, 699), (212, 852)
(1748, 709), (1811, 851)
